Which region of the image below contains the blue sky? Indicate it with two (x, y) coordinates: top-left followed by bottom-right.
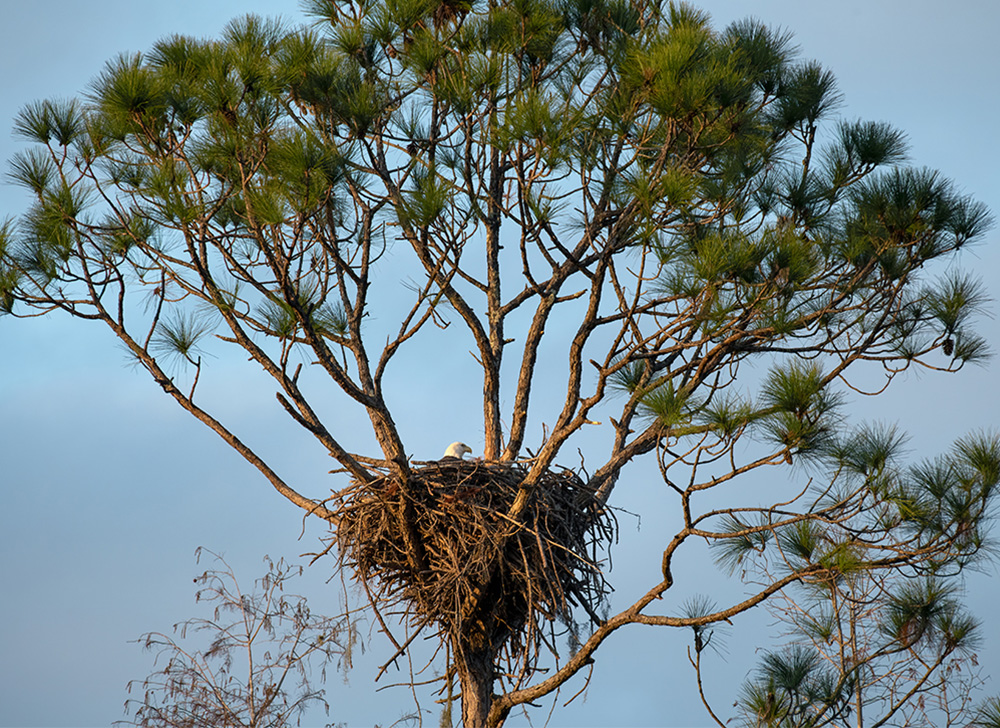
(1, 2), (999, 727)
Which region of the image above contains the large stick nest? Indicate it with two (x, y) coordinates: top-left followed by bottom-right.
(332, 458), (614, 664)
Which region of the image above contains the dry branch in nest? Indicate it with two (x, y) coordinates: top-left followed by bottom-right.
(331, 458), (615, 675)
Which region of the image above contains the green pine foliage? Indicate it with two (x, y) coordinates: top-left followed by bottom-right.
(738, 644), (854, 728)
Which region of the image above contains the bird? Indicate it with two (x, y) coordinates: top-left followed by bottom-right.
(441, 442), (473, 460)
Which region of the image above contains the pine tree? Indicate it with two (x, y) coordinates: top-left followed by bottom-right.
(2, 2), (996, 726)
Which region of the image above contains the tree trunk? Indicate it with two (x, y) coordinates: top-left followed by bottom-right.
(455, 647), (496, 728)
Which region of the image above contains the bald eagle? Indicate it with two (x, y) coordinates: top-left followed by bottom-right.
(442, 442), (473, 460)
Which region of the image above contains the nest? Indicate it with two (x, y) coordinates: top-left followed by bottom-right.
(332, 458), (614, 666)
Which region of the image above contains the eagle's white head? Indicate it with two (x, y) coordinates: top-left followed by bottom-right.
(442, 442), (473, 460)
